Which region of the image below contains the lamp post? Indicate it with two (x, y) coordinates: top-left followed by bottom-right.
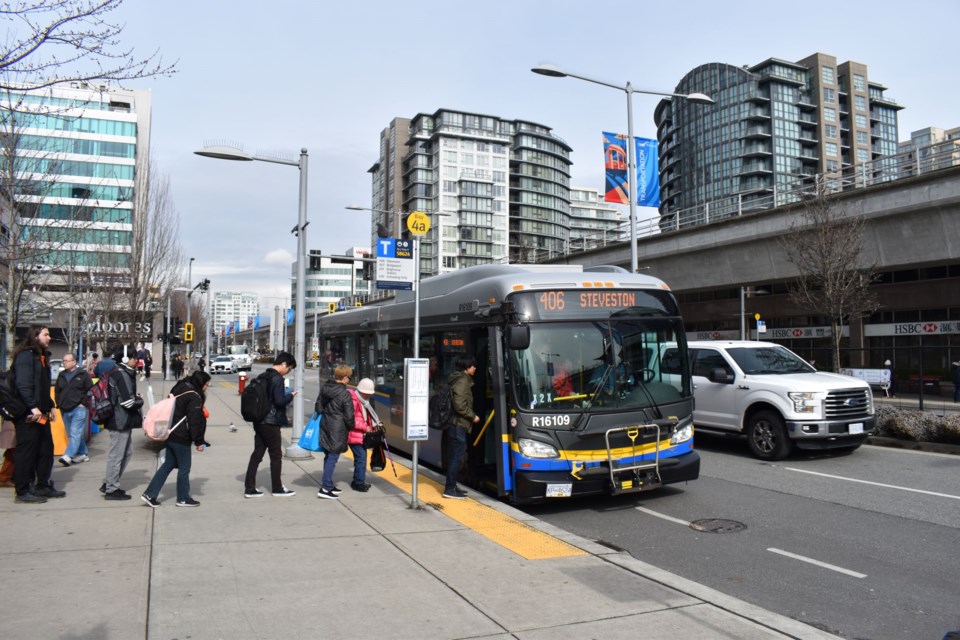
(531, 64), (713, 274)
(195, 144), (312, 460)
(186, 257), (194, 361)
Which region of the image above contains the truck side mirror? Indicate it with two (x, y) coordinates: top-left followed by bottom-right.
(709, 368), (734, 384)
(508, 325), (530, 350)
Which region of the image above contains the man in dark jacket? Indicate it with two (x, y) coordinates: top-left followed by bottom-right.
(443, 356), (480, 499)
(316, 364), (355, 500)
(12, 325), (63, 503)
(99, 347), (143, 501)
(55, 353), (93, 467)
(243, 352), (298, 498)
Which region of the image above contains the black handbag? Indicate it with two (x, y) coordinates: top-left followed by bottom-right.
(363, 424), (385, 449)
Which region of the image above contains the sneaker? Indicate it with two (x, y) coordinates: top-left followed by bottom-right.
(330, 485), (343, 495)
(455, 489), (469, 497)
(33, 485), (66, 498)
(74, 454), (90, 464)
(271, 487), (296, 497)
(350, 482), (371, 492)
(176, 498), (200, 507)
(442, 489), (466, 500)
(244, 489), (264, 498)
(58, 455), (73, 467)
(316, 487), (339, 500)
(141, 494), (160, 508)
(104, 489), (132, 501)
(99, 483), (106, 494)
(15, 492), (47, 504)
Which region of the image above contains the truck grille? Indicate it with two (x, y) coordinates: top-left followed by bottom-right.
(825, 388), (871, 418)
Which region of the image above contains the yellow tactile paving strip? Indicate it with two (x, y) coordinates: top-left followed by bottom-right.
(343, 449), (587, 560)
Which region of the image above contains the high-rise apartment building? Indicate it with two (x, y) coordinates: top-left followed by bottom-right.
(898, 126), (960, 172)
(1, 81), (151, 286)
(367, 110), (572, 276)
(212, 291), (259, 335)
(654, 53), (902, 228)
(568, 187), (622, 252)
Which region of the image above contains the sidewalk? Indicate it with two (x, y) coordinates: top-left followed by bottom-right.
(0, 379), (839, 640)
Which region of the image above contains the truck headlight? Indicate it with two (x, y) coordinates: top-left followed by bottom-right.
(670, 424), (693, 445)
(518, 438), (559, 459)
(787, 392), (823, 415)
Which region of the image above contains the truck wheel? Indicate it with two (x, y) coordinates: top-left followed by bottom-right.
(747, 411), (791, 460)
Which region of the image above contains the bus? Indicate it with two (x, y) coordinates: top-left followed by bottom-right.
(226, 344), (253, 371)
(319, 264), (698, 504)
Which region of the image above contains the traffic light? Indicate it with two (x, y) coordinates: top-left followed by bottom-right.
(327, 302), (336, 314)
(184, 322), (194, 342)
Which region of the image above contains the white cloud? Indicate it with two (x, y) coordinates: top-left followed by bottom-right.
(264, 249), (293, 266)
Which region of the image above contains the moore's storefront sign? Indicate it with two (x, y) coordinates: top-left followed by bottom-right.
(865, 321), (960, 337)
(84, 318), (153, 339)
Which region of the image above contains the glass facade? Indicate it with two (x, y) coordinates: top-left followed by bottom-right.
(655, 54), (902, 230)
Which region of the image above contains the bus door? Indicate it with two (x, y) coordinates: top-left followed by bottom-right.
(469, 326), (508, 497)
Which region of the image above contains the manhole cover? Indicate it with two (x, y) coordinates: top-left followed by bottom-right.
(689, 519), (747, 534)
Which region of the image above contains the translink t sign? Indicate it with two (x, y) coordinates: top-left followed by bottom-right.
(375, 237), (415, 290)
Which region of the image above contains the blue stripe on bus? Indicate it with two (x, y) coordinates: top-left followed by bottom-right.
(511, 439), (694, 472)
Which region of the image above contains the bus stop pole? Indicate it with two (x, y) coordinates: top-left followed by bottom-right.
(411, 237), (421, 509)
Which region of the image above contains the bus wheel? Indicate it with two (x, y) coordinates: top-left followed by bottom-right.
(747, 411), (791, 460)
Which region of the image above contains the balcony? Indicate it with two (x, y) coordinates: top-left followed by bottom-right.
(745, 107), (771, 120)
(741, 126), (772, 139)
(741, 144), (772, 157)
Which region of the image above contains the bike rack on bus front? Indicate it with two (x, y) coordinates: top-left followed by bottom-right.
(603, 424), (663, 494)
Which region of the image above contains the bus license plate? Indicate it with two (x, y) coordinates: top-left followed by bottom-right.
(546, 483), (572, 498)
(849, 423), (864, 434)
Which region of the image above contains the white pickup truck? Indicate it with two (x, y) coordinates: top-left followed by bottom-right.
(688, 341), (875, 460)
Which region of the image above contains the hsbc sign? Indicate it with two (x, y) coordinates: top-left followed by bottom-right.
(865, 321), (960, 337)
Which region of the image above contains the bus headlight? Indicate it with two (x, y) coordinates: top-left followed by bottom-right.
(518, 438), (559, 459)
(670, 425), (693, 445)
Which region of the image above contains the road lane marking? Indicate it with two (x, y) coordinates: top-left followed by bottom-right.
(784, 467), (960, 501)
(636, 506), (692, 526)
(767, 548), (867, 579)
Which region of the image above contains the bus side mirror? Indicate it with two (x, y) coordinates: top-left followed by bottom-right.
(508, 325), (530, 350)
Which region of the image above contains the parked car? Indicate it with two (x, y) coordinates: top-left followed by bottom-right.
(688, 340), (875, 460)
(210, 355), (238, 375)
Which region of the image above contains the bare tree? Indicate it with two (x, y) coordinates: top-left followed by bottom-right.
(780, 183), (879, 371)
(0, 0), (176, 91)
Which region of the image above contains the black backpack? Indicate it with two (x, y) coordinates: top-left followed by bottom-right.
(240, 372), (272, 423)
(428, 382), (453, 430)
(0, 370), (27, 421)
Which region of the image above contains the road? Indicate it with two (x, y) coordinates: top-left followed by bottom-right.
(525, 435), (960, 640)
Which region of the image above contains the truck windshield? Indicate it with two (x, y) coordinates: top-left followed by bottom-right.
(508, 316), (690, 412)
(727, 346), (814, 374)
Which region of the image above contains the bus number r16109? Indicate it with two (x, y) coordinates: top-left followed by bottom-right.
(532, 415), (571, 428)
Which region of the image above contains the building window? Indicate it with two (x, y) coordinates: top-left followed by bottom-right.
(825, 124), (837, 138)
(823, 87), (835, 102)
(825, 142), (838, 156)
(855, 114), (867, 128)
(821, 66), (835, 84)
(826, 160), (839, 172)
(854, 95), (867, 111)
(824, 107), (837, 122)
(856, 131), (868, 145)
(857, 148), (869, 162)
(853, 74), (866, 92)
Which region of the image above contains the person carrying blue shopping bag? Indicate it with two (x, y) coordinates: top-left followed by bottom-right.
(298, 412), (323, 451)
(315, 364), (355, 500)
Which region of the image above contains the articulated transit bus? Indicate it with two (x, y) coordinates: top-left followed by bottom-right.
(319, 264), (699, 505)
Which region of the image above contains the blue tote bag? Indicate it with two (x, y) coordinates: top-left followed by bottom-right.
(297, 412), (323, 451)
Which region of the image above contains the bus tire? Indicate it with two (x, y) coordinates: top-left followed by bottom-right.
(746, 410), (791, 461)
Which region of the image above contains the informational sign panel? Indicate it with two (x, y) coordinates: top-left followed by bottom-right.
(403, 358), (430, 441)
(840, 368), (891, 387)
(375, 238), (415, 290)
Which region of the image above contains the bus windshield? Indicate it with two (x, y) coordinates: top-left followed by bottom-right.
(508, 316), (690, 413)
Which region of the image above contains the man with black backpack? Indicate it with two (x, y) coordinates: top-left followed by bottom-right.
(243, 352), (298, 498)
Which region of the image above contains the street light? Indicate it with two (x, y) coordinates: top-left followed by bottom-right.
(195, 143), (312, 460)
(531, 64), (713, 274)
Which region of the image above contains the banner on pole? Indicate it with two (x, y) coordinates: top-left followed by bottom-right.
(602, 132), (660, 207)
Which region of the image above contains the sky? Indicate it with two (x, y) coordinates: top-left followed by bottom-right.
(108, 0), (959, 318)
